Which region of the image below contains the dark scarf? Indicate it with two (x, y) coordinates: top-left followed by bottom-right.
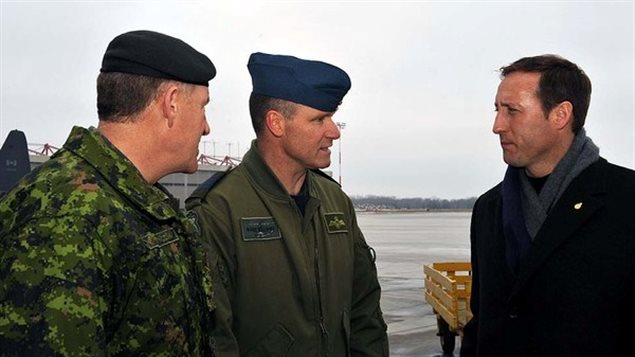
(502, 129), (600, 274)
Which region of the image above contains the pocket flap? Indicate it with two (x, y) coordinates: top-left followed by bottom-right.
(143, 228), (179, 250)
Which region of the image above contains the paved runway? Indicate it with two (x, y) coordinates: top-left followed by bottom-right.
(357, 211), (471, 356)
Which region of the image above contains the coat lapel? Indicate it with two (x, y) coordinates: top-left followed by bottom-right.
(510, 159), (608, 298)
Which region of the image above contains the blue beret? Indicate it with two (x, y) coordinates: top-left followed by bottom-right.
(248, 52), (351, 112)
(101, 30), (216, 86)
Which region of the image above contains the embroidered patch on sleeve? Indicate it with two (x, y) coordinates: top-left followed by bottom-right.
(186, 210), (201, 236)
(240, 217), (282, 241)
(324, 212), (348, 234)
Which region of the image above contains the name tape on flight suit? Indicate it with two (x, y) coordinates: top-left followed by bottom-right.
(240, 217), (282, 241)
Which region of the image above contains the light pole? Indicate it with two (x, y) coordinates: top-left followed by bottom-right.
(202, 140), (211, 155)
(336, 122), (346, 185)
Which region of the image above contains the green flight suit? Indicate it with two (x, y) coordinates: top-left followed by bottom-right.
(0, 126), (214, 356)
(187, 141), (389, 357)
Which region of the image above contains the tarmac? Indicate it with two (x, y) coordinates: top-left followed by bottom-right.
(380, 272), (460, 356)
(358, 211), (472, 356)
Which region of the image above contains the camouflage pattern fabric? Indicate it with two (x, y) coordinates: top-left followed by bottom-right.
(0, 126), (214, 356)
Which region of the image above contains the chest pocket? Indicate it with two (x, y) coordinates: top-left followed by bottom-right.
(137, 228), (189, 287)
(108, 227), (196, 347)
(135, 228), (193, 295)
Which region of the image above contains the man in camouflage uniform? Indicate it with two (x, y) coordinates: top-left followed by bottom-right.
(187, 53), (389, 356)
(0, 30), (216, 355)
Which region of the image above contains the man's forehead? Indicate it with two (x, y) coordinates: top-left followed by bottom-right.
(501, 71), (540, 89)
(192, 84), (210, 98)
(295, 102), (334, 117)
(497, 72), (540, 99)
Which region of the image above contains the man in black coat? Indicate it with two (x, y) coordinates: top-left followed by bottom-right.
(460, 55), (635, 357)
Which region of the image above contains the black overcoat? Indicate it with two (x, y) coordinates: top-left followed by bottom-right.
(461, 158), (635, 357)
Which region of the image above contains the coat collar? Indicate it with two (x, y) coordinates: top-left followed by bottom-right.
(60, 126), (180, 220)
(242, 140), (317, 201)
(510, 158), (608, 298)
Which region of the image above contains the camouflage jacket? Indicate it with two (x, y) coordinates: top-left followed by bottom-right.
(0, 126), (214, 356)
(187, 141), (389, 357)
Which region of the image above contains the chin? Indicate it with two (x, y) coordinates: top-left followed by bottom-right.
(503, 156), (525, 169)
(181, 163), (198, 174)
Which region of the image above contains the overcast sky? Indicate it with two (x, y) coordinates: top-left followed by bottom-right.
(1, 1), (633, 199)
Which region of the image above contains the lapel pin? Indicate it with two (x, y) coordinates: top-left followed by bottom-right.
(574, 202), (583, 210)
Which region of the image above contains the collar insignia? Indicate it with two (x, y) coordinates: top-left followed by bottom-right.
(186, 210), (201, 236)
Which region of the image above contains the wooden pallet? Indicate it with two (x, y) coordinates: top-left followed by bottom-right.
(423, 262), (473, 332)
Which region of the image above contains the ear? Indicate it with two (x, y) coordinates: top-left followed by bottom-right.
(549, 101), (573, 131)
(264, 110), (285, 138)
(159, 84), (180, 128)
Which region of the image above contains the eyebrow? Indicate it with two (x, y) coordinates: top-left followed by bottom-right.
(316, 112), (335, 120)
(495, 102), (515, 109)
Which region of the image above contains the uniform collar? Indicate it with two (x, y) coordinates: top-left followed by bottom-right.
(60, 126), (179, 220)
(242, 140), (314, 200)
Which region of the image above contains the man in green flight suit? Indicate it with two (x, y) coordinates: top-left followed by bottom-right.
(0, 30), (217, 355)
(187, 52), (389, 356)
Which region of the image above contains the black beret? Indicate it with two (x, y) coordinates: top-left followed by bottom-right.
(248, 52), (351, 112)
(101, 30), (216, 86)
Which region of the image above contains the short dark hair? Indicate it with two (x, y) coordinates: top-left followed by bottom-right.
(500, 54), (592, 134)
(97, 72), (165, 122)
(249, 93), (297, 135)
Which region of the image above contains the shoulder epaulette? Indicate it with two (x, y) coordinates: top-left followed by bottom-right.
(310, 169), (340, 187)
(185, 170), (229, 210)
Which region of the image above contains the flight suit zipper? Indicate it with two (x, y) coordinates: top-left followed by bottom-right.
(315, 236), (329, 356)
(292, 189), (328, 355)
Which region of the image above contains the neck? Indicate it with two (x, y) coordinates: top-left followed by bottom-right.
(525, 131), (575, 178)
(98, 119), (162, 184)
(257, 138), (307, 195)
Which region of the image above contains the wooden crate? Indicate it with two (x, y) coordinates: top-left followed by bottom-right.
(423, 262), (473, 332)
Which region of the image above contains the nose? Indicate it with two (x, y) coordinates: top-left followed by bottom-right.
(492, 111), (506, 135)
(328, 118), (341, 139)
(202, 119), (211, 136)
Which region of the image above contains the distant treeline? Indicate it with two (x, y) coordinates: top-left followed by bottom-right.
(351, 195), (477, 210)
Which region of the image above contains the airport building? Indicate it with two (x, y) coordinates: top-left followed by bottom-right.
(29, 153), (232, 208)
(5, 136), (332, 207)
